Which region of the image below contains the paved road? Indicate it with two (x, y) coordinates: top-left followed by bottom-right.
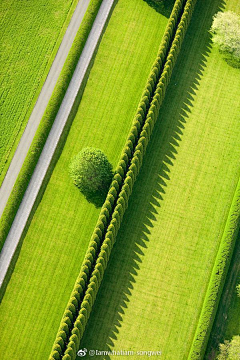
(0, 0), (91, 218)
(0, 0), (115, 288)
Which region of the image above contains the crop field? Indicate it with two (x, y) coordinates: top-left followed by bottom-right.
(0, 0), (172, 359)
(77, 0), (240, 359)
(0, 0), (78, 185)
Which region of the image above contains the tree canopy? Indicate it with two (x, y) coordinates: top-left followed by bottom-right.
(210, 11), (240, 66)
(69, 147), (113, 207)
(217, 336), (240, 360)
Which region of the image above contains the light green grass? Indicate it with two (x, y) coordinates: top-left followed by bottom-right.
(0, 1), (171, 359)
(0, 0), (78, 185)
(78, 0), (240, 359)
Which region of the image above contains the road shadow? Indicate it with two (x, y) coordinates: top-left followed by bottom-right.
(144, 0), (175, 17)
(79, 0), (225, 358)
(204, 231), (240, 360)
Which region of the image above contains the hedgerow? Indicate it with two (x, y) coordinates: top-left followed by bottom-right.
(0, 0), (103, 252)
(188, 177), (240, 360)
(49, 1), (197, 359)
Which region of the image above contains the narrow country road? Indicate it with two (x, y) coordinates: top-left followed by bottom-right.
(0, 0), (115, 288)
(0, 0), (91, 218)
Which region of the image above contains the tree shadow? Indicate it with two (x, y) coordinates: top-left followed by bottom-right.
(143, 0), (176, 17)
(81, 186), (111, 208)
(222, 52), (240, 69)
(79, 0), (226, 358)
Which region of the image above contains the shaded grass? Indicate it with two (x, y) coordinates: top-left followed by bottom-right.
(79, 0), (240, 359)
(143, 0), (175, 17)
(0, 0), (78, 185)
(0, 1), (171, 359)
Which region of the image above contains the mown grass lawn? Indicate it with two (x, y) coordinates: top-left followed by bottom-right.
(0, 1), (171, 359)
(79, 0), (240, 359)
(0, 0), (78, 185)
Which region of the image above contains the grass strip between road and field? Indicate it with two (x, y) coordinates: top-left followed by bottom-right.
(49, 1), (198, 359)
(188, 176), (240, 360)
(0, 0), (103, 253)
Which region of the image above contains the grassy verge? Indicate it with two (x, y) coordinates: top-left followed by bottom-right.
(0, 0), (79, 185)
(78, 0), (240, 359)
(189, 178), (240, 359)
(0, 0), (103, 252)
(204, 234), (240, 360)
(0, 1), (171, 359)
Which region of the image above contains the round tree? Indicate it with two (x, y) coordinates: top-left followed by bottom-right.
(210, 11), (240, 66)
(69, 147), (113, 206)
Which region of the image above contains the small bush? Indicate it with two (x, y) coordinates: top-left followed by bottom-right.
(69, 147), (113, 207)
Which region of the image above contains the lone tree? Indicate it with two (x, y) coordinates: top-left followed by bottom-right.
(210, 11), (240, 66)
(69, 147), (113, 207)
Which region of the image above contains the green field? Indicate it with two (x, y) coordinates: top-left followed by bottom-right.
(78, 0), (240, 359)
(0, 1), (171, 359)
(0, 0), (78, 184)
